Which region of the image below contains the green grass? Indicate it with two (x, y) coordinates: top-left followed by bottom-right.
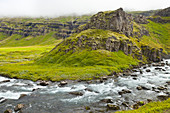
(0, 32), (63, 47)
(116, 98), (170, 113)
(0, 48), (139, 81)
(143, 21), (170, 53)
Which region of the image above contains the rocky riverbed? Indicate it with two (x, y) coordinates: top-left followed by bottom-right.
(0, 59), (170, 113)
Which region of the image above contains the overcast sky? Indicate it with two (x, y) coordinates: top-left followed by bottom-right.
(0, 0), (169, 17)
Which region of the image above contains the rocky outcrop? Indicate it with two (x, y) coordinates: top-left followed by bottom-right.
(133, 15), (149, 24)
(0, 17), (89, 39)
(77, 8), (133, 37)
(148, 17), (170, 23)
(141, 46), (163, 62)
(154, 7), (170, 17)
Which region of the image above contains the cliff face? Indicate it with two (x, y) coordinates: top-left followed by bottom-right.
(154, 7), (170, 17)
(77, 8), (133, 37)
(0, 17), (89, 39)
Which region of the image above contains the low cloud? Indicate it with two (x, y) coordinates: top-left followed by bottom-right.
(0, 0), (169, 17)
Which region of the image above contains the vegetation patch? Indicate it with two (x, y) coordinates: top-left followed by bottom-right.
(116, 98), (170, 113)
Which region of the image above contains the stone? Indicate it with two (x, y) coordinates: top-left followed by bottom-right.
(0, 80), (10, 84)
(157, 86), (167, 90)
(131, 74), (137, 77)
(157, 95), (169, 101)
(137, 101), (145, 106)
(4, 109), (12, 113)
(122, 102), (129, 107)
(19, 94), (27, 99)
(14, 104), (24, 112)
(146, 69), (151, 72)
(155, 67), (162, 70)
(137, 86), (150, 90)
(132, 104), (139, 109)
(166, 81), (170, 85)
(147, 99), (152, 103)
(0, 98), (7, 104)
(69, 91), (83, 96)
(118, 89), (131, 95)
(100, 99), (113, 103)
(107, 104), (120, 110)
(38, 80), (49, 86)
(59, 81), (68, 86)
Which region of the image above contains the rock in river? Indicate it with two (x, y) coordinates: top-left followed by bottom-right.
(4, 109), (12, 113)
(69, 91), (84, 96)
(14, 104), (24, 112)
(107, 104), (120, 110)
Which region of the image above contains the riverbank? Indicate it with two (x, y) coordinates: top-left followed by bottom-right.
(0, 59), (169, 113)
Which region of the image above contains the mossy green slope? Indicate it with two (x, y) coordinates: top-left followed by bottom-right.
(0, 32), (62, 47)
(116, 98), (170, 113)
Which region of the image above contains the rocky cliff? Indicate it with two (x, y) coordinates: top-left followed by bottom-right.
(77, 8), (133, 37)
(0, 17), (89, 39)
(154, 7), (170, 17)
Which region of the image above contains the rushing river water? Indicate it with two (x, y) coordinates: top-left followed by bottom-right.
(0, 59), (170, 113)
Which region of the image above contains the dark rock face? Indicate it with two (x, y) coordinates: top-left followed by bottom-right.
(154, 7), (170, 17)
(134, 15), (149, 24)
(141, 46), (162, 62)
(77, 8), (133, 37)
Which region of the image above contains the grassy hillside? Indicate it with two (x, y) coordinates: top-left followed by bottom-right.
(0, 32), (63, 47)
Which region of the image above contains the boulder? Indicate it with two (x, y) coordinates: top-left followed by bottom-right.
(59, 81), (68, 86)
(118, 89), (131, 95)
(107, 104), (120, 110)
(157, 95), (169, 101)
(146, 69), (151, 72)
(4, 109), (12, 113)
(100, 99), (113, 103)
(40, 81), (49, 86)
(14, 104), (24, 112)
(0, 98), (7, 104)
(19, 94), (27, 99)
(0, 80), (10, 84)
(69, 91), (83, 96)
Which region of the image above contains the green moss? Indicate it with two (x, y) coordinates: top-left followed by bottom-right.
(116, 98), (170, 113)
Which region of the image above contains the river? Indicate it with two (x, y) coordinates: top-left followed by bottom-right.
(0, 59), (170, 113)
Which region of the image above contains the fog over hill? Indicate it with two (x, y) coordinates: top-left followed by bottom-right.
(0, 0), (170, 17)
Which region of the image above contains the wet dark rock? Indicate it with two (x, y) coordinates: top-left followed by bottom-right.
(166, 81), (170, 85)
(4, 109), (12, 113)
(137, 101), (145, 106)
(143, 66), (147, 69)
(14, 104), (24, 112)
(100, 76), (107, 80)
(133, 77), (137, 80)
(59, 81), (68, 86)
(100, 99), (113, 103)
(162, 69), (166, 71)
(0, 98), (7, 104)
(0, 80), (10, 84)
(38, 80), (49, 86)
(122, 102), (129, 107)
(137, 86), (150, 90)
(131, 74), (137, 77)
(140, 70), (143, 74)
(147, 99), (152, 103)
(132, 104), (139, 109)
(157, 86), (167, 90)
(118, 89), (131, 95)
(19, 94), (27, 99)
(107, 104), (120, 110)
(155, 67), (162, 70)
(85, 88), (99, 93)
(146, 69), (151, 72)
(157, 95), (169, 101)
(69, 91), (84, 96)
